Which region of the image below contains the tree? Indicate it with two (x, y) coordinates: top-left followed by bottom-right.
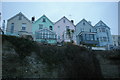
(66, 29), (74, 42)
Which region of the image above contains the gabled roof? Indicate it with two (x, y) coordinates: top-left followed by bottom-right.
(8, 12), (31, 23)
(54, 16), (75, 26)
(76, 18), (94, 28)
(34, 15), (53, 24)
(35, 28), (56, 34)
(94, 20), (110, 29)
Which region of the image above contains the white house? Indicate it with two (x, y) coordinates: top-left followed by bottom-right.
(6, 12), (32, 36)
(112, 35), (120, 47)
(54, 16), (75, 43)
(75, 19), (98, 46)
(94, 20), (113, 47)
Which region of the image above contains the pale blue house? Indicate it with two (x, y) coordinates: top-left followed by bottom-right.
(94, 20), (113, 47)
(75, 19), (98, 46)
(32, 15), (57, 44)
(75, 19), (113, 49)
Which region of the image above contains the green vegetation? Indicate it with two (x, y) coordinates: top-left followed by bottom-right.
(2, 35), (120, 78)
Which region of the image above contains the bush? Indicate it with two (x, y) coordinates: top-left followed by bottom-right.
(2, 35), (35, 59)
(2, 35), (103, 78)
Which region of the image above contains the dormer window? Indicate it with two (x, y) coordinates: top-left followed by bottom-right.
(43, 18), (46, 22)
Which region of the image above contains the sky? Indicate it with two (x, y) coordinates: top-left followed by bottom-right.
(1, 2), (118, 35)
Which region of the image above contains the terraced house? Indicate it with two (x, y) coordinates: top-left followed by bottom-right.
(5, 12), (113, 48)
(54, 16), (75, 43)
(32, 15), (57, 44)
(94, 21), (113, 48)
(75, 19), (113, 49)
(6, 12), (32, 36)
(75, 19), (98, 46)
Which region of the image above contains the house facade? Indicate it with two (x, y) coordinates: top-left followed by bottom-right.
(75, 19), (98, 46)
(5, 12), (114, 47)
(6, 12), (32, 36)
(94, 21), (113, 47)
(54, 16), (75, 43)
(32, 15), (57, 44)
(112, 35), (120, 47)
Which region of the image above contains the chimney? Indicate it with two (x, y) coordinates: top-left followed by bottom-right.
(31, 16), (35, 22)
(71, 20), (74, 24)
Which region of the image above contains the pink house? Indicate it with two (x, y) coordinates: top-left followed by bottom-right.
(54, 16), (75, 43)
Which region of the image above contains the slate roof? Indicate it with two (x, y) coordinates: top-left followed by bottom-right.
(54, 16), (75, 26)
(34, 15), (53, 24)
(94, 20), (110, 29)
(75, 18), (94, 28)
(8, 12), (31, 23)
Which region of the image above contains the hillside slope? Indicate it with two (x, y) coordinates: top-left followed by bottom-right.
(2, 35), (120, 78)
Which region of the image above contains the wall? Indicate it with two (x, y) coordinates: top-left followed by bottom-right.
(6, 14), (32, 36)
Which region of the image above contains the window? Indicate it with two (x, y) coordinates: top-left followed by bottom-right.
(99, 28), (101, 32)
(19, 15), (22, 20)
(43, 18), (46, 22)
(66, 26), (69, 30)
(89, 29), (91, 32)
(101, 28), (105, 32)
(63, 19), (65, 23)
(114, 41), (116, 46)
(86, 34), (89, 40)
(85, 34), (94, 40)
(22, 23), (26, 30)
(103, 37), (107, 42)
(39, 24), (43, 29)
(118, 37), (120, 40)
(90, 34), (94, 40)
(49, 26), (52, 30)
(83, 22), (85, 25)
(11, 23), (14, 33)
(100, 37), (103, 42)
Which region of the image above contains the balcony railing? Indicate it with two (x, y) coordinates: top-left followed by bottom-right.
(80, 40), (99, 45)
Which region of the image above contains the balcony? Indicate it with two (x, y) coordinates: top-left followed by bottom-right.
(80, 40), (99, 45)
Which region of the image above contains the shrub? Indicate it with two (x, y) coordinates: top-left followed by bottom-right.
(2, 35), (35, 59)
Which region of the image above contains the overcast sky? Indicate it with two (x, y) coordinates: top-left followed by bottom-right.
(1, 2), (118, 35)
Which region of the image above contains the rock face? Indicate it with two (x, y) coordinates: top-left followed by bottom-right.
(3, 35), (120, 78)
